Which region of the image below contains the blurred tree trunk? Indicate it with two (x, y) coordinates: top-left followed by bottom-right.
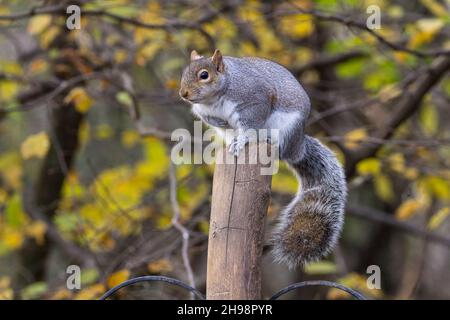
(19, 102), (83, 284)
(17, 25), (86, 287)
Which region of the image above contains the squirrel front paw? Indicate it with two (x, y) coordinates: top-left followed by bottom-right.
(228, 135), (249, 156)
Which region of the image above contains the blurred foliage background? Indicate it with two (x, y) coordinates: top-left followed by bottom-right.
(0, 0), (449, 300)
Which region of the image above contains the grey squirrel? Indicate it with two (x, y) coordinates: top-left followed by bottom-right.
(179, 49), (347, 268)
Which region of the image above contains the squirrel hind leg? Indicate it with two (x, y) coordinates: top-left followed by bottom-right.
(271, 195), (342, 269)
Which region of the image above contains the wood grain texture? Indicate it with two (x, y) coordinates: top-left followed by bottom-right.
(206, 142), (272, 300)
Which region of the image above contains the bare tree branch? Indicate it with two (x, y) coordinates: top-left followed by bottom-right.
(169, 161), (196, 297)
(283, 2), (450, 58)
(293, 50), (369, 76)
(345, 55), (450, 176)
(347, 205), (450, 247)
(0, 3), (222, 49)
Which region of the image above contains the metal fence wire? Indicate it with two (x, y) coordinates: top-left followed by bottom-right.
(99, 275), (366, 300)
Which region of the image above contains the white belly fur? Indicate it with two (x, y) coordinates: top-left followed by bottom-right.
(193, 101), (300, 148)
(192, 99), (239, 145)
(192, 99), (239, 126)
(265, 111), (300, 150)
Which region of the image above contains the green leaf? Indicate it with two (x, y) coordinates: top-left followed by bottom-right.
(364, 59), (399, 91)
(54, 213), (79, 233)
(81, 268), (99, 286)
(336, 58), (366, 79)
(21, 282), (48, 300)
(374, 174), (394, 203)
(419, 103), (439, 136)
(304, 261), (338, 275)
(428, 207), (450, 230)
(116, 91), (133, 107)
(5, 193), (27, 227)
(356, 158), (381, 176)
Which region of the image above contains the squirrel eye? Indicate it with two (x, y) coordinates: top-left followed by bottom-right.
(199, 70), (209, 80)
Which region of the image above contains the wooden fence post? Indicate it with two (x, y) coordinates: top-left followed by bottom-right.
(206, 142), (272, 299)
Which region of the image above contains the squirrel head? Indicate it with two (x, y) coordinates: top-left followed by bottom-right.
(179, 49), (227, 104)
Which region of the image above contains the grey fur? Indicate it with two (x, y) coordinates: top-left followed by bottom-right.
(180, 52), (347, 268)
(272, 136), (346, 268)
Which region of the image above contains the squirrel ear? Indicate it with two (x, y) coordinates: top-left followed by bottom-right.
(211, 49), (225, 72)
(190, 50), (203, 61)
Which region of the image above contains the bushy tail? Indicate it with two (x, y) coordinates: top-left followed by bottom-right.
(272, 135), (347, 269)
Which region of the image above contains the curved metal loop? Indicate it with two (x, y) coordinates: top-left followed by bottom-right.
(100, 277), (366, 301)
(269, 280), (367, 300)
(99, 275), (205, 300)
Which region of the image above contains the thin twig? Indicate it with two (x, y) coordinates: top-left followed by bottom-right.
(282, 2), (450, 58)
(5, 72), (105, 113)
(169, 161), (196, 298)
(347, 205), (450, 247)
(0, 3), (217, 48)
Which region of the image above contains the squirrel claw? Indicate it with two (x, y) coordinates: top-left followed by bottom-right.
(228, 135), (249, 156)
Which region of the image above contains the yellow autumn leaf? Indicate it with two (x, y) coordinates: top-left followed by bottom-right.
(416, 146), (434, 161)
(72, 124), (87, 151)
(419, 0), (449, 18)
(408, 18), (445, 49)
(272, 171), (298, 194)
(107, 269), (130, 289)
(393, 51), (408, 63)
(419, 103), (439, 136)
(74, 283), (105, 300)
(147, 259), (173, 274)
(0, 61), (22, 75)
(121, 130), (140, 148)
(29, 58), (48, 75)
(28, 15), (52, 34)
(272, 162), (299, 194)
(357, 158), (381, 176)
(40, 26), (60, 48)
(428, 207), (450, 230)
(396, 199), (422, 220)
(95, 124), (113, 140)
(2, 228), (24, 249)
(136, 42), (163, 64)
(114, 49), (128, 64)
(0, 6), (10, 27)
(426, 176), (450, 200)
(49, 288), (73, 300)
(0, 189), (7, 204)
(0, 277), (13, 300)
(279, 14), (314, 38)
(156, 214), (172, 230)
(416, 179), (432, 208)
(20, 132), (50, 160)
(26, 221), (47, 245)
(0, 80), (19, 101)
(198, 220), (209, 235)
(374, 174), (394, 203)
(0, 152), (22, 188)
(404, 167), (419, 180)
(378, 84), (401, 102)
(165, 79), (179, 90)
(327, 272), (383, 300)
(344, 128), (367, 149)
(387, 153), (405, 173)
(0, 276), (10, 289)
(64, 87), (93, 113)
(304, 261), (337, 275)
(331, 145), (346, 167)
(0, 287), (13, 300)
(80, 203), (104, 227)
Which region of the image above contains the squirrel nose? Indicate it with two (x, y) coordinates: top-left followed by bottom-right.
(180, 88), (189, 98)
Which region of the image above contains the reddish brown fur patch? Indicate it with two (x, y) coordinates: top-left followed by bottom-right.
(282, 211), (327, 255)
